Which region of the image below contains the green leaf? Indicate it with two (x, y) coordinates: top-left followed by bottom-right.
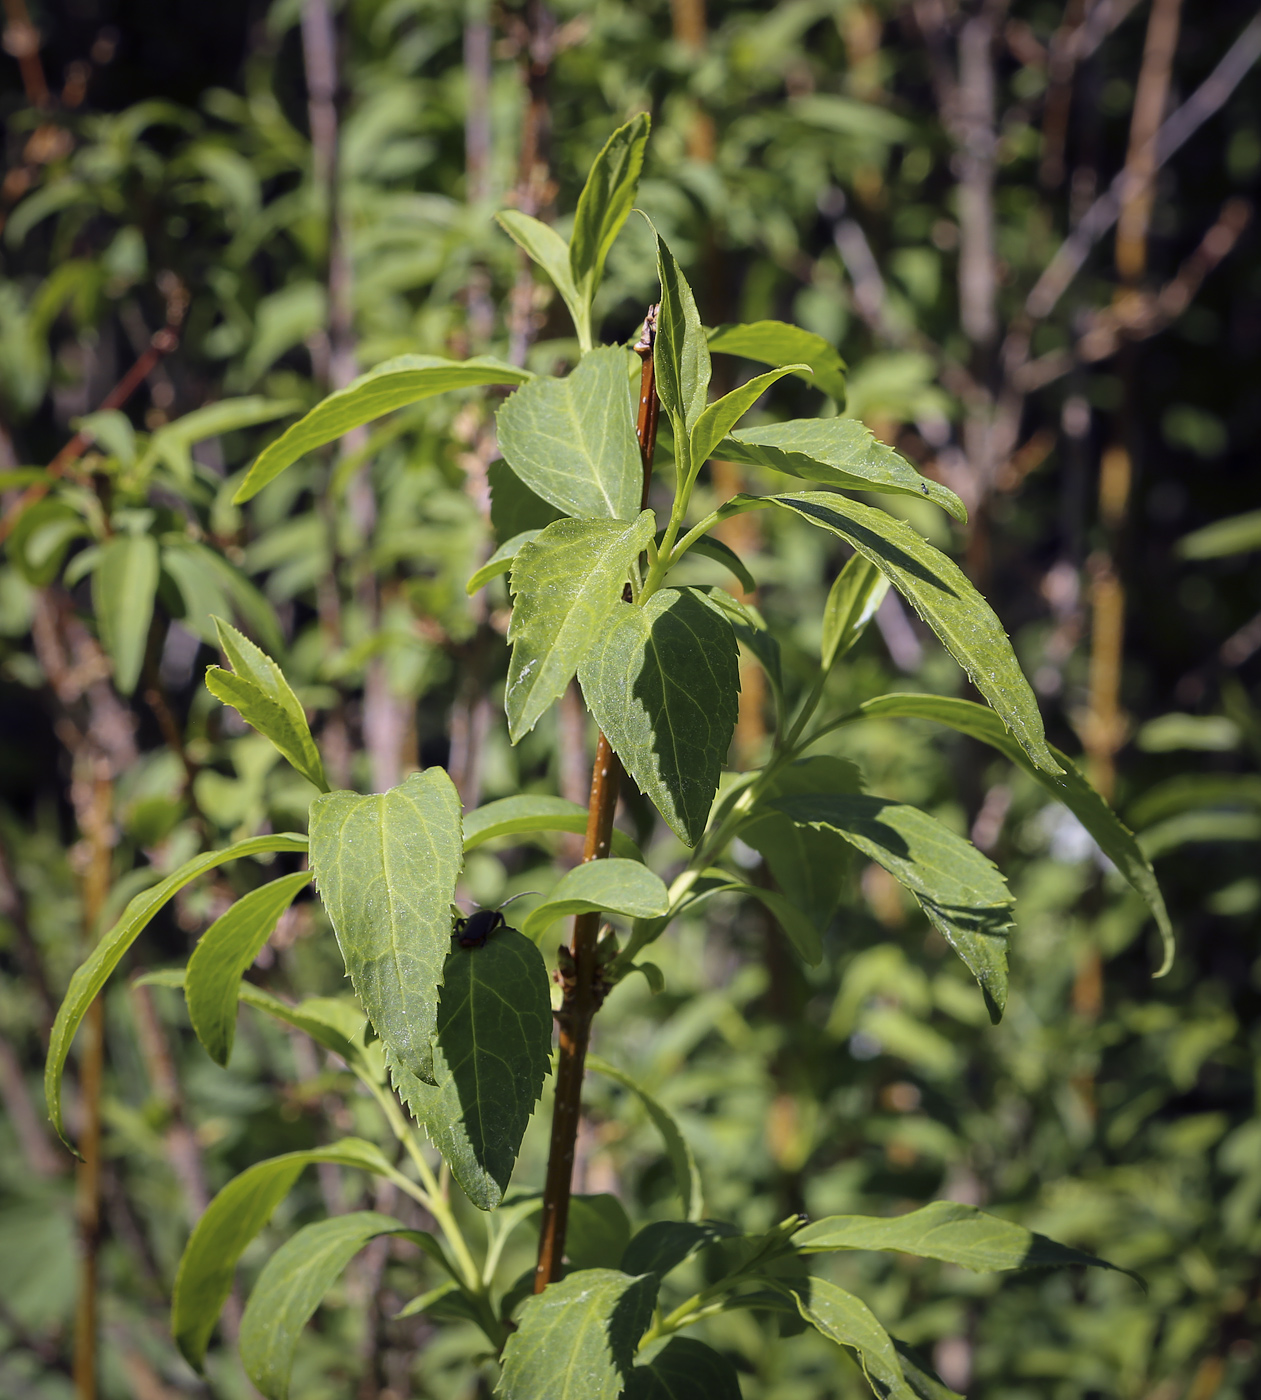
(309, 769), (464, 1085)
(717, 421), (966, 522)
(625, 1337), (744, 1399)
(822, 554), (890, 669)
(891, 1341), (964, 1400)
(566, 1194), (633, 1270)
(185, 872), (312, 1065)
(235, 355), (532, 502)
(726, 493), (1058, 774)
(708, 319), (848, 402)
(854, 693), (1174, 975)
(1138, 809), (1261, 859)
(689, 366), (807, 481)
(506, 512), (655, 742)
(386, 931), (552, 1210)
(710, 878), (823, 965)
(488, 458), (565, 543)
(741, 756), (862, 932)
(1177, 508), (1261, 560)
(496, 347), (643, 520)
(205, 616), (327, 791)
(171, 1140), (416, 1369)
(8, 498), (89, 586)
(44, 833), (308, 1151)
(497, 1267), (658, 1400)
(579, 588), (739, 845)
(785, 1277), (916, 1400)
(652, 229), (711, 468)
(92, 532), (158, 695)
(462, 794), (642, 859)
(697, 589), (781, 691)
(620, 1220), (741, 1278)
(240, 1212), (438, 1400)
(666, 532), (756, 594)
(772, 793), (1013, 1018)
(587, 1054), (702, 1220)
(569, 113), (652, 335)
(467, 529), (541, 595)
(497, 210), (586, 344)
(793, 1200), (1137, 1280)
(147, 397), (301, 482)
(521, 859), (669, 940)
(162, 537), (285, 655)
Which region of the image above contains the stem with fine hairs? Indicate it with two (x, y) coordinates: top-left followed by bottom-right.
(533, 309), (659, 1292)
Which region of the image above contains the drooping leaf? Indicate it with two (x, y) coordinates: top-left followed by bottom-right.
(666, 531), (756, 594)
(784, 1277), (916, 1400)
(853, 693), (1174, 974)
(793, 1200), (1137, 1280)
(462, 794), (642, 859)
(620, 1220), (741, 1278)
(521, 860), (669, 940)
(497, 1267), (658, 1400)
(822, 554), (890, 669)
(171, 1140), (425, 1369)
(488, 457), (565, 543)
(309, 769), (464, 1085)
(205, 617), (327, 792)
(587, 1054), (702, 1220)
(146, 397), (301, 483)
(44, 833), (308, 1151)
(497, 210), (585, 343)
(387, 930), (552, 1210)
(92, 531), (159, 695)
(506, 512), (655, 742)
(235, 355), (532, 502)
(579, 588), (739, 845)
(496, 347), (643, 520)
(624, 1337), (744, 1399)
(771, 793), (1013, 1019)
(689, 366), (806, 481)
(467, 529), (540, 595)
(240, 1212), (440, 1400)
(566, 1194), (633, 1270)
(722, 493), (1058, 774)
(716, 421), (966, 521)
(708, 319), (848, 402)
(185, 872), (311, 1065)
(652, 229), (711, 472)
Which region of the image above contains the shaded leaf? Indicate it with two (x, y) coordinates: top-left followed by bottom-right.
(45, 833), (308, 1150)
(667, 531), (756, 593)
(891, 1340), (964, 1400)
(625, 1337), (744, 1399)
(162, 537), (285, 655)
(186, 871), (312, 1065)
(462, 794), (642, 859)
(496, 347), (642, 520)
(488, 457), (564, 543)
(8, 498), (89, 586)
(467, 529), (540, 595)
(652, 229), (711, 470)
(309, 769), (464, 1085)
(785, 1277), (915, 1400)
(566, 1194), (633, 1270)
(620, 1220), (741, 1278)
(698, 589), (781, 691)
(521, 860), (669, 940)
(506, 512), (655, 742)
(1177, 508), (1261, 560)
(822, 554), (889, 669)
(579, 588), (739, 845)
(709, 319), (848, 402)
(235, 355), (532, 501)
(93, 532), (158, 695)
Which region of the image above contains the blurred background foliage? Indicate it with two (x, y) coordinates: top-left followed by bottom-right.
(0, 0), (1258, 1397)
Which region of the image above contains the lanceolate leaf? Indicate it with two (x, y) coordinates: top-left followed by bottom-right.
(853, 693), (1175, 975)
(587, 1053), (702, 1220)
(699, 589), (781, 691)
(496, 1268), (658, 1400)
(521, 860), (669, 940)
(466, 529), (540, 595)
(772, 793), (1014, 1019)
(652, 230), (711, 468)
(387, 931), (552, 1210)
(161, 537), (285, 656)
(235, 355), (532, 502)
(669, 532), (756, 593)
(624, 1337), (744, 1399)
(620, 1220), (741, 1278)
(496, 347), (643, 520)
(309, 769), (464, 1085)
(793, 1200), (1137, 1280)
(689, 365), (807, 479)
(579, 587), (740, 845)
(93, 531), (159, 695)
(171, 1139), (421, 1369)
(462, 794), (642, 859)
(240, 1212), (441, 1400)
(723, 493), (1059, 774)
(784, 1277), (917, 1400)
(717, 420), (966, 521)
(569, 113), (652, 322)
(506, 512), (655, 742)
(497, 210), (585, 341)
(1177, 507), (1261, 560)
(44, 833), (308, 1151)
(716, 880), (823, 965)
(708, 319), (848, 402)
(185, 872), (312, 1065)
(822, 553), (889, 669)
(205, 617), (327, 792)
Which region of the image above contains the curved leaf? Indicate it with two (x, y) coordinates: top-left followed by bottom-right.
(667, 531), (756, 594)
(708, 319), (848, 402)
(185, 872), (312, 1065)
(853, 693), (1173, 974)
(652, 228), (711, 456)
(625, 1337), (744, 1399)
(467, 529), (540, 595)
(497, 210), (584, 341)
(569, 113), (651, 311)
(784, 1276), (916, 1400)
(521, 860), (669, 940)
(235, 355), (532, 502)
(620, 1220), (741, 1278)
(44, 833), (308, 1151)
(1177, 508), (1261, 560)
(822, 554), (889, 669)
(462, 794), (642, 859)
(689, 365), (807, 479)
(309, 768), (463, 1085)
(93, 532), (159, 695)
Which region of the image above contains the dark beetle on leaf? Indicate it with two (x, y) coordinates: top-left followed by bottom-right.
(452, 891), (536, 948)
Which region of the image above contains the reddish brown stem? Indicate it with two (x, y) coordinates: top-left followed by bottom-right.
(533, 313), (658, 1293)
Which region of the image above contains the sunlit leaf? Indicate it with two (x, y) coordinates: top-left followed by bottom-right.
(521, 860), (669, 940)
(708, 319), (848, 402)
(462, 794), (642, 859)
(625, 1337), (744, 1399)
